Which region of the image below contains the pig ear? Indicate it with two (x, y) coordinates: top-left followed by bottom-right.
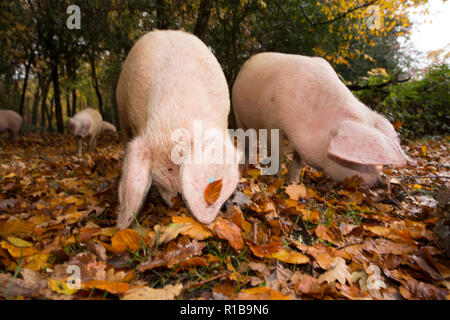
(180, 161), (240, 225)
(328, 120), (409, 165)
(117, 137), (152, 229)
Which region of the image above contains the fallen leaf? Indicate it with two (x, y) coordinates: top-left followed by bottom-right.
(111, 229), (142, 255)
(83, 280), (129, 294)
(204, 179), (223, 205)
(122, 283), (183, 300)
(172, 216), (212, 240)
(318, 257), (352, 285)
(213, 218), (244, 250)
(139, 238), (205, 271)
(236, 286), (290, 300)
(285, 183), (307, 201)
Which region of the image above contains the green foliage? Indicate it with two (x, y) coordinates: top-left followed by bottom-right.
(357, 64), (450, 138)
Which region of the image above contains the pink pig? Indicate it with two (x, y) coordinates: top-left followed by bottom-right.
(116, 30), (240, 229)
(0, 109), (23, 143)
(232, 52), (411, 186)
(68, 107), (103, 156)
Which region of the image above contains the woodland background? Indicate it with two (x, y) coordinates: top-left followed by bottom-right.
(0, 0), (448, 137)
(0, 0), (449, 301)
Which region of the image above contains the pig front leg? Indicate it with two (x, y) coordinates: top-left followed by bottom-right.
(276, 131), (285, 177)
(87, 135), (98, 152)
(117, 137), (152, 230)
(287, 152), (303, 184)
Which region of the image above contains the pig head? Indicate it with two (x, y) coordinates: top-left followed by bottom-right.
(68, 117), (91, 138)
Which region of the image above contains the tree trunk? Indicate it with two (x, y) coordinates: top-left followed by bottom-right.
(51, 60), (64, 133)
(88, 54), (104, 116)
(31, 85), (40, 127)
(65, 86), (71, 118)
(156, 0), (169, 29)
(71, 89), (77, 116)
(194, 0), (212, 40)
(19, 56), (33, 116)
(46, 97), (54, 133)
(40, 81), (50, 131)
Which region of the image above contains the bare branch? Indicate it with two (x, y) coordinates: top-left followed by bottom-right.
(301, 0), (379, 26)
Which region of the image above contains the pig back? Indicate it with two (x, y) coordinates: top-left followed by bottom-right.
(116, 30), (230, 140)
(0, 110), (23, 132)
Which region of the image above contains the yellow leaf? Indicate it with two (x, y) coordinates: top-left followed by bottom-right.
(1, 241), (37, 258)
(413, 184), (422, 190)
(7, 236), (33, 248)
(270, 249), (309, 264)
(64, 196), (84, 206)
(421, 145), (427, 156)
(172, 216), (212, 240)
(285, 183), (307, 201)
(24, 253), (50, 271)
(48, 279), (78, 295)
(247, 168), (261, 179)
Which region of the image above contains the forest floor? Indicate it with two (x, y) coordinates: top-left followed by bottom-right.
(0, 133), (449, 300)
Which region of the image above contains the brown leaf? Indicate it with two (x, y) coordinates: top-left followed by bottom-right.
(236, 286), (290, 300)
(213, 218), (244, 250)
(122, 283), (183, 300)
(111, 229), (142, 255)
(318, 257), (352, 285)
(83, 280), (129, 294)
(204, 179), (223, 205)
(294, 274), (325, 297)
(315, 224), (338, 245)
(138, 237), (205, 271)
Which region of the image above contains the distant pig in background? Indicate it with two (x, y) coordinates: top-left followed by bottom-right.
(116, 30), (240, 230)
(232, 52), (412, 186)
(0, 109), (23, 143)
(68, 107), (103, 156)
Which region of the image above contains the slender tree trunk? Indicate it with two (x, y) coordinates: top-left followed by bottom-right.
(31, 85), (40, 127)
(50, 60), (64, 133)
(65, 86), (71, 118)
(40, 79), (50, 131)
(46, 97), (54, 133)
(19, 56), (33, 116)
(88, 54), (104, 116)
(71, 89), (77, 116)
(194, 0), (212, 40)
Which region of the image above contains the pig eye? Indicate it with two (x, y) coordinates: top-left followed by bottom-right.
(168, 168), (173, 172)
